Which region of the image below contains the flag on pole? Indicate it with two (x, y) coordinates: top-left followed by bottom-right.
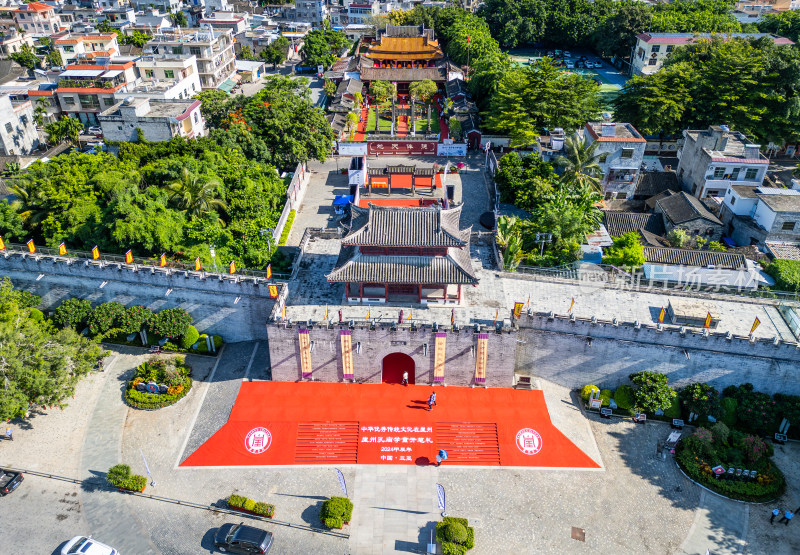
(91, 246), (100, 260)
(266, 264), (272, 279)
(750, 317), (761, 335)
(525, 294), (530, 309)
(26, 239), (35, 253)
(268, 284), (278, 298)
(125, 249), (133, 264)
(704, 312), (712, 329)
(513, 302), (524, 319)
(365, 307), (371, 320)
(324, 305), (329, 320)
(493, 309), (498, 326)
(450, 308), (455, 326)
(658, 307), (666, 324)
(0, 236), (5, 251)
(229, 260), (236, 274)
(436, 483), (446, 511)
(58, 243), (66, 255)
(281, 305), (286, 320)
(194, 257), (202, 271)
(568, 297), (575, 313)
(159, 253), (166, 267)
(335, 468), (347, 498)
(407, 309), (412, 322)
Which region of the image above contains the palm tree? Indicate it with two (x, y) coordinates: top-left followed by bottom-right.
(555, 136), (602, 192)
(503, 234), (525, 271)
(167, 168), (227, 223)
(495, 215), (518, 250)
(9, 179), (47, 226)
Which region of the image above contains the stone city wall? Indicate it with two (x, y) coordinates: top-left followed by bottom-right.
(0, 253), (280, 342)
(267, 322), (518, 387)
(516, 314), (800, 395)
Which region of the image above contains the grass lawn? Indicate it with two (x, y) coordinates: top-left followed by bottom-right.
(411, 116), (440, 134)
(365, 108), (393, 133)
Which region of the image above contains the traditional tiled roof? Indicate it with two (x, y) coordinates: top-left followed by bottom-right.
(656, 191), (722, 226)
(445, 78), (468, 99)
(15, 2), (53, 12)
(765, 242), (800, 261)
(636, 32), (793, 46)
(603, 212), (665, 237)
(360, 66), (447, 82)
(643, 247), (746, 269)
(343, 204), (469, 247)
(326, 113), (347, 134)
(336, 78), (362, 97)
(455, 113), (479, 134)
(326, 244), (478, 284)
(635, 171), (680, 198)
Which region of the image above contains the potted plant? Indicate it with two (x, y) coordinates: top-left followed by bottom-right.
(106, 464), (147, 493)
(320, 496), (353, 529)
(227, 493), (275, 518)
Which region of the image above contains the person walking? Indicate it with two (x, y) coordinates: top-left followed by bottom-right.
(402, 371), (409, 386)
(431, 391), (437, 407)
(435, 449), (448, 467)
(771, 508), (780, 524)
(428, 394), (434, 411)
(4, 427), (12, 441)
(779, 509), (794, 525)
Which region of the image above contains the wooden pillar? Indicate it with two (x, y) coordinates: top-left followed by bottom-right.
(457, 284), (462, 304)
(418, 284), (422, 303)
(360, 282), (363, 303)
(384, 283), (388, 301)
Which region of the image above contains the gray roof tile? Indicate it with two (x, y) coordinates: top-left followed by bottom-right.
(343, 204), (470, 247)
(643, 247), (746, 269)
(603, 212), (666, 237)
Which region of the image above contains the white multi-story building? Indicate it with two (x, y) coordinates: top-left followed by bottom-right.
(582, 122), (647, 199)
(99, 97), (206, 142)
(0, 93), (39, 155)
(131, 0), (182, 12)
(55, 60), (138, 125)
(294, 0), (328, 26)
(54, 32), (120, 65)
(143, 27), (236, 89)
(344, 0), (379, 25)
(0, 30), (35, 58)
(632, 32), (794, 76)
(204, 0), (233, 13)
(13, 2), (61, 38)
(127, 54), (201, 100)
(676, 125), (769, 199)
(198, 12), (248, 34)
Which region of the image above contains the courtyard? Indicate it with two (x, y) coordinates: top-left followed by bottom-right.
(2, 344), (800, 554)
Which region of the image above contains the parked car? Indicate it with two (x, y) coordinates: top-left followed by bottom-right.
(87, 127), (103, 136)
(576, 60), (585, 68)
(0, 468), (23, 495)
(563, 50), (572, 58)
(593, 60), (603, 69)
(61, 536), (118, 555)
(565, 60), (576, 69)
(214, 523), (273, 554)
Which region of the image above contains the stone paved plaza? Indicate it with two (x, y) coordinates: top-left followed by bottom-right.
(3, 344), (800, 554)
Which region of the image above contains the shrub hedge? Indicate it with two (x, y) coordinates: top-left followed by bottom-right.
(580, 384), (599, 402)
(125, 356), (192, 409)
(614, 385), (635, 410)
(321, 496), (353, 528)
(181, 325), (200, 349)
(436, 517), (475, 555)
(106, 464), (147, 491)
(227, 493), (276, 517)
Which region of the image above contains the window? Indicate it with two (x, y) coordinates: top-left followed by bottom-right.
(648, 59), (657, 66)
(713, 167), (725, 179)
(172, 46), (182, 55)
(730, 167), (740, 179)
(598, 152), (608, 163)
(651, 45), (661, 53)
(4, 122), (11, 133)
(666, 45), (674, 53)
(64, 45), (74, 52)
(79, 94), (100, 110)
(782, 221), (796, 231)
(730, 196), (736, 205)
(193, 112), (198, 123)
(189, 46), (202, 57)
(117, 125), (122, 130)
(620, 148), (634, 159)
(64, 96), (76, 106)
(164, 70), (174, 79)
(145, 69), (154, 78)
(745, 168), (758, 180)
(20, 114), (28, 126)
(103, 98), (115, 107)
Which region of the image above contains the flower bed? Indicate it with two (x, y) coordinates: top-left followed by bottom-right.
(124, 356), (192, 409)
(107, 464), (147, 492)
(227, 494), (275, 518)
(320, 496), (353, 529)
(675, 426), (785, 503)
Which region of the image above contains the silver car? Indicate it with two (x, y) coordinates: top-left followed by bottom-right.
(61, 536), (119, 555)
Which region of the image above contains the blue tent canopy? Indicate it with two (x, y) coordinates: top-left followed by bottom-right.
(333, 195), (353, 206)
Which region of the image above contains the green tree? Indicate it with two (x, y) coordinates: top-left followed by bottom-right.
(369, 80), (395, 103)
(0, 199), (25, 241)
(484, 60), (600, 147)
(765, 259), (800, 292)
(170, 10), (188, 28)
(33, 98), (49, 127)
(261, 36), (289, 68)
(0, 279), (104, 420)
(238, 45), (256, 61)
(323, 78), (337, 97)
(10, 43), (39, 69)
(147, 307), (193, 338)
(194, 90), (231, 127)
(603, 232), (645, 268)
(87, 301), (125, 336)
(300, 29), (349, 67)
(629, 371), (677, 414)
(448, 117), (462, 141)
(53, 298), (92, 328)
(167, 168), (227, 221)
(592, 2), (653, 59)
(758, 9), (800, 42)
(555, 136), (602, 192)
(119, 30), (151, 48)
(346, 111), (359, 139)
(495, 215), (519, 250)
(44, 117), (84, 145)
(494, 151), (555, 211)
(408, 79), (438, 104)
(446, 13), (500, 68)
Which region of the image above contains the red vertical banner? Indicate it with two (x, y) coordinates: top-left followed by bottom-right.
(340, 330), (354, 380)
(268, 284), (278, 298)
(229, 260), (236, 274)
(91, 246), (100, 260)
(58, 243), (67, 255)
(266, 264), (272, 279)
(125, 250), (133, 264)
(159, 253), (166, 267)
(475, 333), (488, 385)
(26, 239), (35, 253)
(513, 302), (524, 319)
(704, 312), (712, 329)
(298, 329), (312, 379)
(194, 257), (202, 271)
(433, 332), (446, 383)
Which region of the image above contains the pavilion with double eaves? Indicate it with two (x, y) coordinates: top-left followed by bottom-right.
(326, 204), (478, 305)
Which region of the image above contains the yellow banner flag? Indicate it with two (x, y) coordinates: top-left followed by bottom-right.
(281, 305), (286, 320)
(58, 243), (66, 256)
(229, 260), (236, 274)
(91, 246), (100, 260)
(493, 309), (498, 326)
(513, 302), (524, 319)
(525, 294), (530, 308)
(704, 312), (712, 329)
(0, 236), (6, 251)
(324, 305), (328, 319)
(407, 309), (412, 321)
(750, 317), (761, 335)
(658, 307), (666, 324)
(159, 253), (166, 267)
(26, 239), (35, 253)
(194, 257), (202, 271)
(568, 297), (575, 313)
(365, 307), (371, 320)
(266, 264), (272, 279)
(125, 250), (133, 264)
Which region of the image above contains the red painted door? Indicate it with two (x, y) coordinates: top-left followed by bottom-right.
(382, 353), (415, 384)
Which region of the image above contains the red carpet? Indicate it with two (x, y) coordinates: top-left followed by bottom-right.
(181, 383), (600, 469)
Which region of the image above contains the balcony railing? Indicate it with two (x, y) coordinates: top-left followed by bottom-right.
(58, 79), (121, 89)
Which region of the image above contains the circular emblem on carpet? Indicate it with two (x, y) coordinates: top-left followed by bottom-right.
(245, 427), (273, 454)
(515, 428), (542, 455)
